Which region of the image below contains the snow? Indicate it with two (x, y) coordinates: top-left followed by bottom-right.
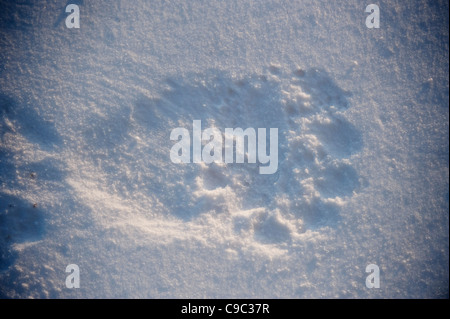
(0, 0), (448, 298)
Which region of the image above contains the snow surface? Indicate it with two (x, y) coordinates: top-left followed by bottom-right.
(0, 0), (448, 298)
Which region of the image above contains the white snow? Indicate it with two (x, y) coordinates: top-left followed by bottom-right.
(0, 0), (448, 298)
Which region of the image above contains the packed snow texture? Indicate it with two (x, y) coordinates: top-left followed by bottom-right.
(0, 0), (448, 298)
